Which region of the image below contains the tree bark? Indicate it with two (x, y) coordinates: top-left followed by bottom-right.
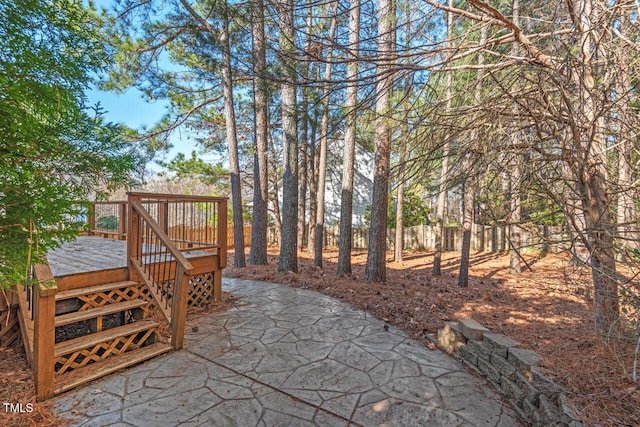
(337, 0), (360, 275)
(433, 0), (453, 277)
(269, 133), (282, 247)
(394, 0), (411, 263)
(615, 6), (638, 262)
(307, 109), (318, 255)
(277, 0), (298, 272)
(221, 1), (245, 267)
(458, 181), (473, 287)
(297, 0), (313, 253)
(509, 158), (522, 274)
(458, 19), (485, 286)
(248, 0), (269, 265)
(508, 0), (520, 275)
(365, 0), (395, 282)
(314, 0), (339, 268)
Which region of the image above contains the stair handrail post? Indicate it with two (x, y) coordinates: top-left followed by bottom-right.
(213, 199), (227, 301)
(33, 265), (57, 401)
(170, 263), (189, 350)
(119, 202), (128, 240)
(127, 193), (142, 281)
(86, 201), (96, 236)
(218, 199), (227, 269)
(158, 200), (169, 235)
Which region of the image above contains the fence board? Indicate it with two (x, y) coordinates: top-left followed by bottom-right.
(222, 222), (568, 253)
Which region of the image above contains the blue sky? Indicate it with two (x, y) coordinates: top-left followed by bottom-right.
(86, 87), (205, 174)
(86, 0), (205, 173)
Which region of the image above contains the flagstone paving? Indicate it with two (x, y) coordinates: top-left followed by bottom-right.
(52, 278), (521, 426)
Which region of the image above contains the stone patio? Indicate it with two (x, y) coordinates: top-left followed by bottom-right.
(52, 278), (521, 426)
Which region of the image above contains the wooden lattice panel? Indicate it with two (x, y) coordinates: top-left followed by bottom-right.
(0, 307), (20, 348)
(187, 273), (214, 307)
(139, 271), (213, 311)
(54, 329), (157, 375)
(77, 285), (144, 311)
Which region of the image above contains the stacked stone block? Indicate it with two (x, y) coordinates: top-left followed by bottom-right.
(438, 319), (582, 427)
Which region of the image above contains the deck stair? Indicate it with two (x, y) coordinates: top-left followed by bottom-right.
(50, 280), (171, 393)
(18, 192), (228, 400)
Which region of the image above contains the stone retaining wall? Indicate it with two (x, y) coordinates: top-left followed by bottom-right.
(438, 319), (582, 427)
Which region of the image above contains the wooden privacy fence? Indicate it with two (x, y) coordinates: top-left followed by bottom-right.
(138, 222), (568, 253)
(304, 223), (568, 252)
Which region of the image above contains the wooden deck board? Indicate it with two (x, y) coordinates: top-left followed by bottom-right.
(48, 236), (217, 279)
(48, 237), (128, 277)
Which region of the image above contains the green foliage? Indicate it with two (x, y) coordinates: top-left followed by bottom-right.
(364, 189), (431, 228)
(0, 0), (137, 289)
(96, 215), (119, 231)
(160, 151), (229, 187)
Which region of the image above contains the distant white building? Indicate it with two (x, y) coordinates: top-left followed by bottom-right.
(322, 138), (373, 226)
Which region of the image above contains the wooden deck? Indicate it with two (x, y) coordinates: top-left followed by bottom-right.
(21, 193), (228, 400)
(48, 236), (214, 278)
(48, 237), (127, 277)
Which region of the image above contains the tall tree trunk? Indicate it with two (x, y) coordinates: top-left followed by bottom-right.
(269, 133), (282, 247)
(297, 0), (313, 252)
(248, 0), (269, 265)
(394, 161), (405, 262)
(458, 21), (485, 286)
(394, 0), (410, 263)
(365, 0), (395, 282)
(508, 0), (521, 275)
(458, 181), (474, 286)
(615, 6), (638, 262)
(307, 109), (318, 255)
(221, 1), (245, 267)
(433, 0), (453, 276)
(572, 0), (619, 332)
(277, 0), (298, 272)
(314, 0), (339, 268)
(509, 158), (522, 274)
(337, 0), (360, 275)
(298, 108), (308, 251)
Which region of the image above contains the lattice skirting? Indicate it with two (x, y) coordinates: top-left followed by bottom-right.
(77, 284), (145, 311)
(187, 272), (214, 307)
(141, 272), (215, 310)
(54, 329), (157, 375)
(0, 307), (20, 348)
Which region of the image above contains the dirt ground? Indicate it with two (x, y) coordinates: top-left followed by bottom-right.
(225, 247), (640, 427)
(2, 247), (638, 426)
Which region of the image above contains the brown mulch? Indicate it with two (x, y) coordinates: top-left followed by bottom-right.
(0, 343), (60, 427)
(2, 249), (638, 426)
(225, 247), (640, 427)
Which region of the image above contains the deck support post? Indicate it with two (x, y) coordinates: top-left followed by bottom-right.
(170, 265), (189, 350)
(34, 280), (56, 401)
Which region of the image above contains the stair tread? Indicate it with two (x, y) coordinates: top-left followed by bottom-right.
(54, 342), (173, 395)
(55, 299), (148, 327)
(55, 320), (159, 358)
(55, 281), (140, 301)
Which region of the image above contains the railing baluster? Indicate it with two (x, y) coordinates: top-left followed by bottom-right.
(126, 193), (227, 349)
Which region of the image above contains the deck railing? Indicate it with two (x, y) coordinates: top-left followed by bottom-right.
(17, 192), (227, 401)
(126, 192), (227, 350)
(85, 201), (128, 240)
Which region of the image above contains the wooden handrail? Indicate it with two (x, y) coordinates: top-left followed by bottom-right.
(128, 192), (228, 203)
(130, 200), (194, 274)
